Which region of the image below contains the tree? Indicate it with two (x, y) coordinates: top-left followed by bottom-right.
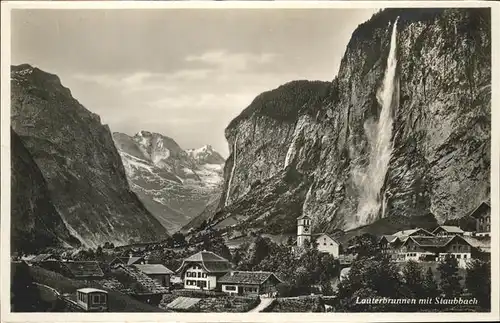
(438, 255), (462, 297)
(286, 236), (294, 246)
(466, 260), (490, 309)
(172, 232), (186, 247)
(336, 254), (403, 311)
(96, 246), (103, 258)
(422, 267), (439, 298)
(320, 280), (334, 296)
(232, 249), (242, 266)
(402, 260), (424, 298)
(348, 233), (381, 258)
(249, 236), (271, 268)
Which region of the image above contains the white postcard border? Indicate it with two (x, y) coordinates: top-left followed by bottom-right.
(1, 1), (498, 322)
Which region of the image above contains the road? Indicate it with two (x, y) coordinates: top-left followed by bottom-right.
(248, 297), (275, 312)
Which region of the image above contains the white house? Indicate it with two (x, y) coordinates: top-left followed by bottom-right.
(176, 250), (231, 290)
(314, 233), (341, 258)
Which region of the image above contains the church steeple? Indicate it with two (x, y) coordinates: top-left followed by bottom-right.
(297, 215), (312, 247)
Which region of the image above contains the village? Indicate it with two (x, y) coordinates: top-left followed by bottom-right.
(11, 201), (491, 313)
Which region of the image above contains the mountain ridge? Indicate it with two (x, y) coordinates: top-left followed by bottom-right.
(11, 64), (169, 248)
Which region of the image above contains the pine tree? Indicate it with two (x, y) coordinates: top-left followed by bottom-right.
(465, 260), (490, 309)
(402, 260), (424, 298)
(422, 267), (439, 298)
(438, 255), (462, 297)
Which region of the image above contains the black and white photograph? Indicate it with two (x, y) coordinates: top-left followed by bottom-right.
(1, 0), (498, 321)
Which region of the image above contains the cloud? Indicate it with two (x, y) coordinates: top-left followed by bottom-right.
(185, 50), (278, 72)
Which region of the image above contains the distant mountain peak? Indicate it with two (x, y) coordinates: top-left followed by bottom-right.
(112, 131), (226, 233)
(186, 144), (225, 165)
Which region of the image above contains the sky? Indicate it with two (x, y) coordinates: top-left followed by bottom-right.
(11, 8), (379, 157)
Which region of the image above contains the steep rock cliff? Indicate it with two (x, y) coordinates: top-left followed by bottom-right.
(203, 8), (491, 235)
(11, 65), (169, 248)
(11, 128), (80, 253)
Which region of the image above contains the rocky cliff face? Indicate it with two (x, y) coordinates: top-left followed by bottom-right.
(11, 128), (80, 253)
(202, 8), (491, 236)
(113, 131), (224, 233)
(11, 65), (169, 248)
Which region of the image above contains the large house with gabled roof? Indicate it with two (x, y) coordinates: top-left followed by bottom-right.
(400, 235), (474, 267)
(176, 250), (232, 290)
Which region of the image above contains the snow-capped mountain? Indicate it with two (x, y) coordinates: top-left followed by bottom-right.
(186, 145), (225, 165)
(112, 131), (224, 233)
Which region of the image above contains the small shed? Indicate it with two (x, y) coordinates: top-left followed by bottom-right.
(133, 264), (174, 288)
(76, 288), (108, 312)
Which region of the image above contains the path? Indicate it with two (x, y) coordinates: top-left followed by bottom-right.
(247, 296), (275, 312)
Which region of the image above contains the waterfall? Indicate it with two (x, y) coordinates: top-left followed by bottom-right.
(352, 17), (399, 227)
(224, 133), (239, 207)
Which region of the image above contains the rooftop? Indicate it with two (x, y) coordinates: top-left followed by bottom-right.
(183, 250), (229, 263)
(468, 201), (491, 219)
(218, 271), (283, 285)
(166, 297), (201, 310)
(392, 228), (434, 238)
(314, 233), (341, 244)
(433, 225), (464, 234)
(462, 236), (491, 251)
(77, 288), (107, 294)
(176, 250), (231, 274)
(409, 236), (454, 247)
(111, 256), (144, 266)
(134, 264), (174, 275)
(64, 261), (104, 278)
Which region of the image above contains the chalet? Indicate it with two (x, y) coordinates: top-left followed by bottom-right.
(176, 250), (231, 290)
(378, 235), (397, 251)
(75, 288), (108, 312)
(468, 201), (491, 233)
(64, 261), (105, 280)
(314, 233), (341, 258)
(134, 264), (174, 288)
(400, 235), (473, 268)
(109, 254), (145, 268)
(218, 271), (283, 297)
(432, 225), (464, 236)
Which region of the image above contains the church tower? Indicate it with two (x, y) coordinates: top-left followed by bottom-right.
(297, 215), (312, 247)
